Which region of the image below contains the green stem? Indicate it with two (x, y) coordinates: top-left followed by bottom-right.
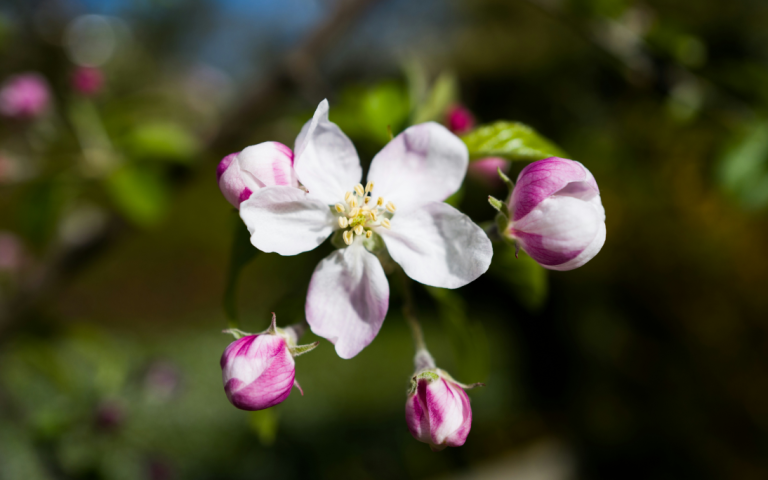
(399, 269), (435, 371)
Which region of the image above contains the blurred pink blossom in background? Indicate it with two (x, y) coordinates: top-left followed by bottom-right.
(446, 104), (475, 134)
(0, 232), (24, 273)
(468, 156), (510, 187)
(0, 73), (50, 119)
(72, 67), (104, 96)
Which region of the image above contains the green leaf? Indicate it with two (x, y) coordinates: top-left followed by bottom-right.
(426, 287), (490, 383)
(105, 164), (169, 227)
(461, 121), (566, 162)
(489, 245), (548, 312)
(124, 122), (199, 163)
(718, 120), (768, 210)
(223, 212), (258, 326)
(248, 409), (279, 447)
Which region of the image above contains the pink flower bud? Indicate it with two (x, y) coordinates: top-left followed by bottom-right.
(220, 334), (296, 411)
(0, 73), (50, 119)
(216, 141), (298, 208)
(507, 157), (606, 271)
(446, 104), (475, 134)
(405, 370), (472, 452)
(72, 67), (104, 96)
(468, 157), (510, 186)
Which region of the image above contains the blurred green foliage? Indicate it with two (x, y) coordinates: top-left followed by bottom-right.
(2, 0), (768, 479)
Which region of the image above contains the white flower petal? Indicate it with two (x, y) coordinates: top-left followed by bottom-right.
(305, 242), (389, 359)
(376, 202), (492, 289)
(547, 220), (606, 271)
(293, 99), (362, 204)
(239, 186), (334, 256)
(512, 195), (605, 269)
(367, 122), (468, 211)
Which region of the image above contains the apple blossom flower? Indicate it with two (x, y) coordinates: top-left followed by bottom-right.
(506, 157), (606, 271)
(446, 104), (475, 134)
(405, 368), (478, 452)
(216, 142), (298, 208)
(72, 67), (104, 96)
(0, 73), (50, 119)
(468, 157), (510, 187)
(239, 100), (493, 359)
(221, 315), (317, 411)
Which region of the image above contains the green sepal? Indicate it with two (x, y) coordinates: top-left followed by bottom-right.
(330, 229), (348, 249)
(222, 328), (253, 340)
(290, 341), (320, 357)
(498, 167), (515, 194)
(488, 195), (504, 213)
(363, 230), (385, 253)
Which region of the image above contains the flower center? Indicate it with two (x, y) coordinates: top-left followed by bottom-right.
(334, 182), (396, 246)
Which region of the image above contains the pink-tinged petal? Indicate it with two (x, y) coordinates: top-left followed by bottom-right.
(305, 242), (389, 359)
(511, 195), (605, 268)
(217, 152), (246, 207)
(240, 185), (334, 255)
(467, 157), (510, 187)
(376, 202), (492, 289)
(545, 220), (606, 271)
(511, 157), (599, 222)
(405, 392), (431, 444)
(238, 142), (298, 188)
(421, 378), (467, 447)
(367, 123), (468, 211)
(293, 99), (361, 204)
(221, 334), (296, 411)
(442, 382), (472, 447)
(217, 142), (297, 209)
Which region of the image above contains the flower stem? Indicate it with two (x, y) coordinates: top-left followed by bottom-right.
(399, 269), (435, 371)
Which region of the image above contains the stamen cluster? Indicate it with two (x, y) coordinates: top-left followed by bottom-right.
(334, 181), (396, 245)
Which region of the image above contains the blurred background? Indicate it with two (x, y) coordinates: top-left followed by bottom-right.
(1, 0), (768, 478)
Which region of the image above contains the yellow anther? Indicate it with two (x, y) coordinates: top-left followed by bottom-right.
(381, 218), (391, 229)
(370, 210), (378, 222)
(343, 230), (353, 245)
(345, 191), (353, 202)
(338, 216), (349, 228)
(335, 203), (345, 213)
(365, 181), (374, 193)
(354, 225), (364, 236)
(354, 184), (365, 196)
(386, 201), (396, 213)
(349, 207), (360, 218)
(364, 196), (371, 204)
(348, 197), (358, 208)
(376, 197), (384, 206)
(365, 230), (373, 239)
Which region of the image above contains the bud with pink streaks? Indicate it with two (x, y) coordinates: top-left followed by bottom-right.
(221, 314), (318, 411)
(217, 142), (298, 208)
(506, 157), (606, 271)
(405, 367), (481, 452)
(0, 73), (50, 119)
